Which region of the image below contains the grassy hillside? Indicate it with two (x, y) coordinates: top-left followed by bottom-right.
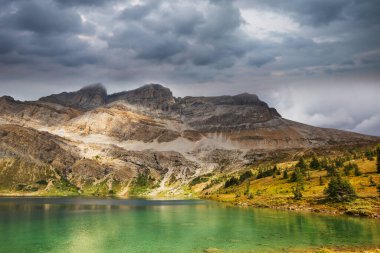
(196, 148), (380, 218)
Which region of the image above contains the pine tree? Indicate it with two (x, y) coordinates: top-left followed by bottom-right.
(369, 176), (376, 187)
(290, 168), (304, 183)
(244, 179), (250, 195)
(326, 164), (338, 177)
(310, 156), (321, 170)
(283, 169), (288, 179)
(296, 157), (307, 172)
(344, 164), (352, 176)
(319, 176), (324, 186)
(324, 174), (357, 202)
(293, 183), (303, 200)
(354, 164), (362, 176)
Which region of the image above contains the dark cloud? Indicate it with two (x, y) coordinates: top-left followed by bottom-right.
(247, 55), (276, 68)
(53, 0), (113, 7)
(0, 0), (98, 68)
(105, 0), (256, 72)
(238, 0), (351, 27)
(2, 1), (91, 35)
(119, 2), (160, 20)
(0, 0), (378, 135)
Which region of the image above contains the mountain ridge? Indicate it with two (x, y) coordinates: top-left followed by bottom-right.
(0, 83), (379, 196)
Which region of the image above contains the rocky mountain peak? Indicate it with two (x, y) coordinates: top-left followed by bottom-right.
(130, 83), (173, 98)
(107, 83), (175, 111)
(0, 96), (16, 103)
(79, 83), (107, 94)
(39, 83), (107, 110)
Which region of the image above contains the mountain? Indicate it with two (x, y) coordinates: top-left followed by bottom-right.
(39, 83), (107, 110)
(0, 84), (379, 196)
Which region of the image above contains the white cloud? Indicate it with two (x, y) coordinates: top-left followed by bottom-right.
(353, 115), (380, 136)
(269, 82), (380, 136)
(240, 9), (299, 41)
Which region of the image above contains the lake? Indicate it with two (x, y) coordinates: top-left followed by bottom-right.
(0, 197), (379, 252)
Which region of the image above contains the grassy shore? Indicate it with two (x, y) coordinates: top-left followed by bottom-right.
(306, 247), (380, 253)
(201, 158), (380, 218)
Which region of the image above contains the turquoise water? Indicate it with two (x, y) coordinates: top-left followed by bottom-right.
(0, 198), (379, 253)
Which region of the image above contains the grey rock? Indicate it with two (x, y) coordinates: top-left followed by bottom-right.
(39, 83), (107, 110)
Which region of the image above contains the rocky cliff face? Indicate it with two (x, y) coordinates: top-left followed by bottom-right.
(108, 84), (176, 111)
(176, 94), (281, 131)
(0, 96), (82, 126)
(39, 83), (107, 110)
(0, 83), (379, 196)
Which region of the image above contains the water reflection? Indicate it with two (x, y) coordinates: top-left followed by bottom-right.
(0, 197), (379, 253)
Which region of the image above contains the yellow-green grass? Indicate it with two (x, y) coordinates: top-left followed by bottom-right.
(205, 158), (380, 218)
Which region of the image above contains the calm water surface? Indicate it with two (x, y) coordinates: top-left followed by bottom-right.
(0, 197), (379, 253)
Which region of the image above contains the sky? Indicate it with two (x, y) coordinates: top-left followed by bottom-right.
(0, 0), (379, 135)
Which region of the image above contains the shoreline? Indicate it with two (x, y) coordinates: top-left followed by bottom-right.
(1, 191), (379, 219)
(202, 194), (380, 219)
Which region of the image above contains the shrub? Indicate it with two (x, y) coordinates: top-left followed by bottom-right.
(324, 175), (357, 202)
(224, 177), (239, 188)
(256, 167), (275, 179)
(343, 164), (353, 176)
(293, 184), (303, 200)
(369, 176), (376, 187)
(135, 173), (149, 187)
(334, 157), (345, 168)
(36, 180), (48, 185)
(244, 179), (250, 195)
(189, 176), (209, 186)
(239, 170), (253, 183)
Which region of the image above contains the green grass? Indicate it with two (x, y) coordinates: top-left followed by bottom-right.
(203, 156), (380, 218)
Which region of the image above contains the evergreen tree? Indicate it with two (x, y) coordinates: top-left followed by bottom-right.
(343, 163), (352, 176)
(290, 168), (304, 190)
(324, 174), (357, 202)
(369, 176), (376, 187)
(296, 157), (307, 172)
(239, 170), (253, 183)
(290, 168), (303, 183)
(244, 179), (250, 195)
(310, 156), (321, 170)
(320, 157), (328, 170)
(334, 157), (344, 168)
(319, 176), (324, 186)
(306, 171), (311, 181)
(326, 164), (338, 177)
(354, 164), (362, 176)
(224, 177), (239, 188)
(293, 183), (303, 200)
(283, 169), (288, 179)
(365, 149), (374, 161)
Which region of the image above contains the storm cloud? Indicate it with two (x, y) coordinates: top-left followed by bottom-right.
(0, 0), (379, 135)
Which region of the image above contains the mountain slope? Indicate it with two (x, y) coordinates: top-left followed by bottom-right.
(0, 83), (379, 196)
